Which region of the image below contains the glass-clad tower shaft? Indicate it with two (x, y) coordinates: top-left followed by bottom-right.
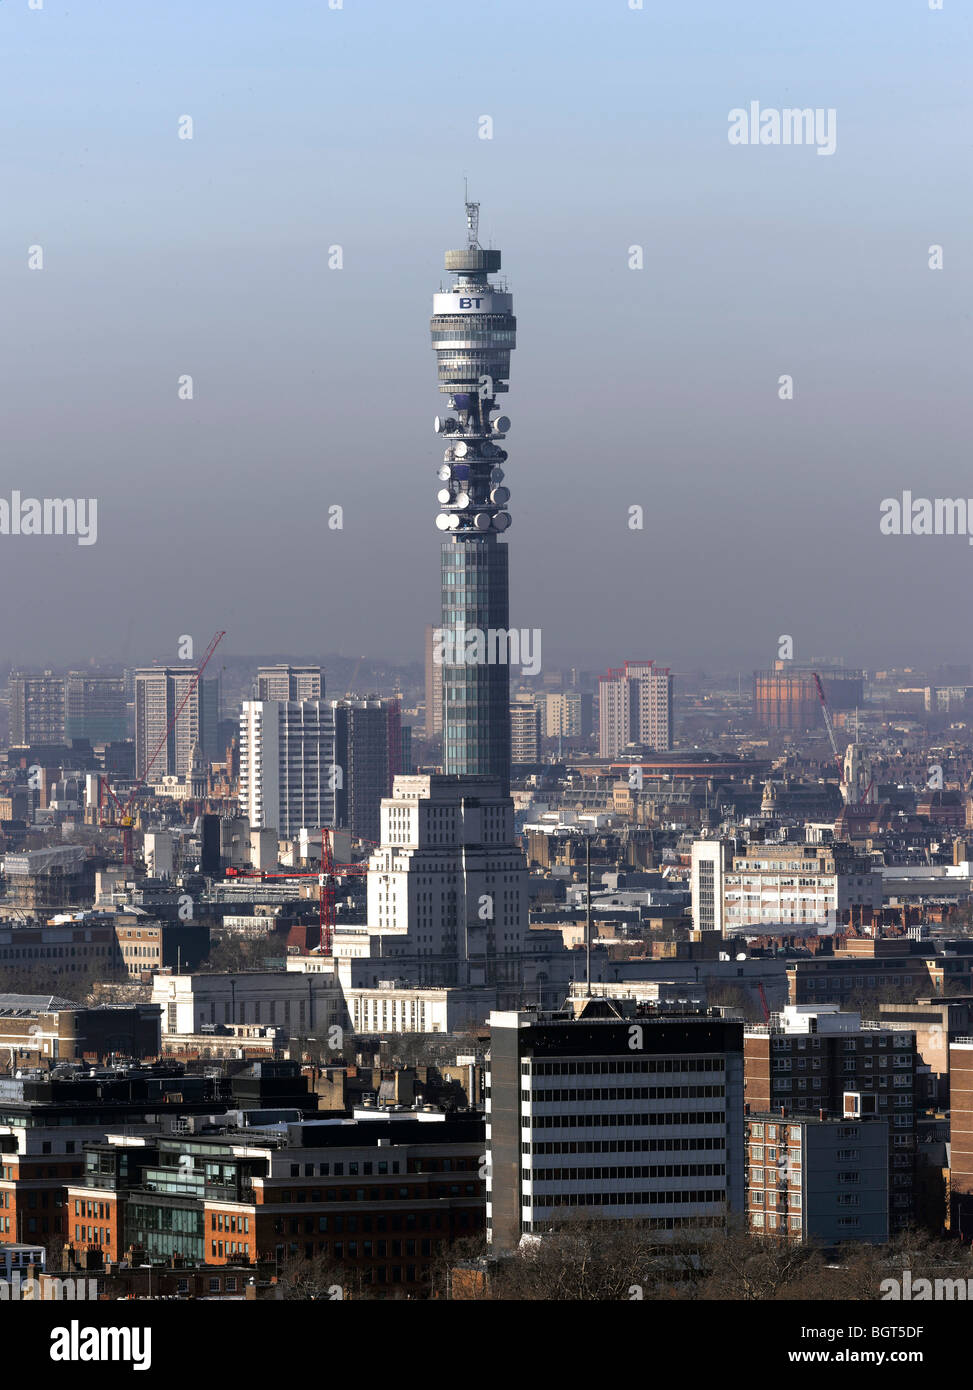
(431, 202), (516, 791)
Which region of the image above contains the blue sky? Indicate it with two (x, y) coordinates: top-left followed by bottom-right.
(1, 0), (970, 673)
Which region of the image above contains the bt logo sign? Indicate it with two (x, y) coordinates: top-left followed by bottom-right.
(458, 296), (483, 308)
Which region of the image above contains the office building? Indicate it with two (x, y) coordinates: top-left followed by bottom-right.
(64, 673), (127, 744)
(8, 672), (65, 746)
(486, 1000), (745, 1249)
(66, 1108), (485, 1295)
(431, 200), (516, 791)
(713, 840), (881, 933)
(256, 665), (323, 702)
(134, 668), (219, 780)
(153, 969), (345, 1041)
(239, 699), (336, 838)
(786, 937), (973, 1005)
(363, 774), (529, 988)
(691, 839), (734, 935)
(332, 697), (401, 845)
(598, 661), (673, 758)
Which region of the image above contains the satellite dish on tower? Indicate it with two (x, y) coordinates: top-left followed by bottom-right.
(473, 511), (492, 531)
(493, 512), (511, 531)
(490, 486), (510, 505)
(493, 416), (511, 434)
(434, 416), (443, 433)
(437, 465), (452, 481)
(437, 488), (451, 505)
(454, 441), (468, 458)
(435, 513), (451, 530)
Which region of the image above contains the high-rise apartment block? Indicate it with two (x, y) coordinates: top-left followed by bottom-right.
(8, 672), (65, 746)
(486, 1001), (744, 1249)
(509, 702), (541, 763)
(134, 669), (219, 780)
(239, 700), (336, 838)
(256, 665), (323, 702)
(544, 691), (592, 742)
(744, 1006), (916, 1231)
(746, 1112), (889, 1244)
(598, 661), (673, 758)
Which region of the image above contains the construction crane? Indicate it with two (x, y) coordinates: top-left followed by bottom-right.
(225, 827), (370, 955)
(100, 630), (226, 864)
(811, 671), (843, 780)
(757, 981), (770, 1024)
(344, 654), (366, 698)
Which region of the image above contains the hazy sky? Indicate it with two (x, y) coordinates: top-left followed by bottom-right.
(2, 0), (971, 675)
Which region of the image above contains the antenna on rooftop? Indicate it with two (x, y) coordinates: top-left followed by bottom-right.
(464, 181), (480, 249)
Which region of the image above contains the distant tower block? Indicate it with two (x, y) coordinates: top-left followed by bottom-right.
(431, 200), (517, 790)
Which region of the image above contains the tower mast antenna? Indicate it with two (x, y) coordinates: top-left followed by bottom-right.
(465, 187), (480, 249)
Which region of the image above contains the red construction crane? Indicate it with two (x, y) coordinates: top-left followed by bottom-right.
(224, 827), (370, 956)
(100, 629), (226, 864)
(757, 981), (770, 1024)
(811, 671), (843, 779)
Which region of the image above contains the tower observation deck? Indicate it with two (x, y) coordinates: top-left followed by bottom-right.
(431, 202), (517, 791)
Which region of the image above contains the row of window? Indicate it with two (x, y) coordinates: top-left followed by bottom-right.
(526, 1059), (725, 1077)
(526, 1138), (726, 1156)
(527, 1163), (727, 1182)
(529, 1189), (725, 1208)
(527, 1110), (726, 1130)
(284, 1159), (403, 1178)
(526, 1085), (726, 1104)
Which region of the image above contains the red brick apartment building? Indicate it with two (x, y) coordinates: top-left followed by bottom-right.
(745, 1006), (917, 1231)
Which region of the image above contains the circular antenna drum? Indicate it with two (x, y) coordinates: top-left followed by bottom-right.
(435, 513), (451, 530)
(490, 486), (510, 505)
(454, 492), (471, 509)
(454, 441), (468, 458)
(493, 416), (511, 433)
(447, 513), (460, 529)
(473, 511), (492, 531)
(491, 467), (505, 484)
(434, 416), (443, 434)
(493, 511), (511, 531)
(437, 488), (451, 505)
(437, 464), (452, 481)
